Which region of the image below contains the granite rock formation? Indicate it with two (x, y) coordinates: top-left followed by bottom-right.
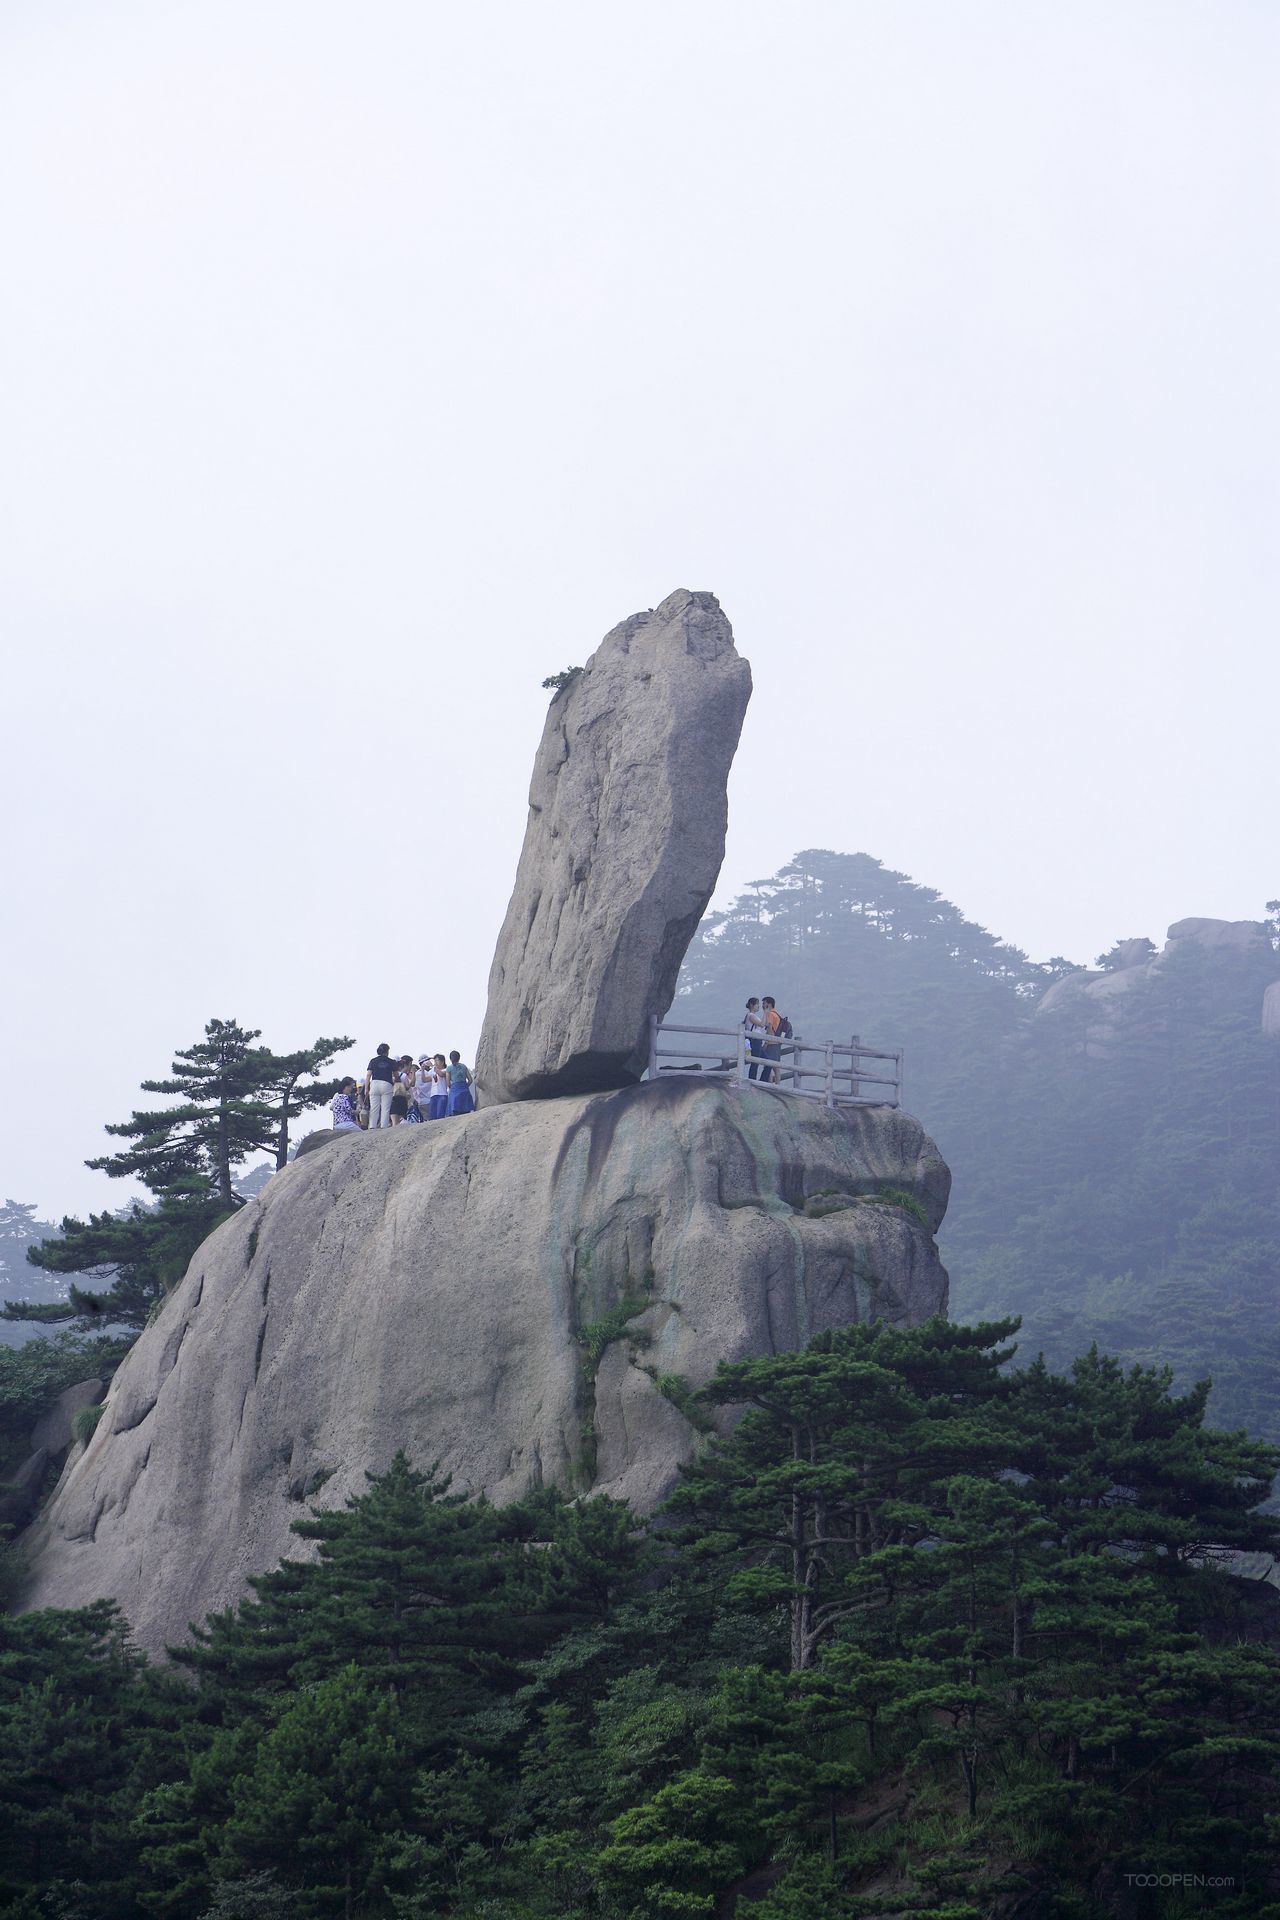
(20, 1080), (949, 1654)
(29, 1377), (105, 1458)
(475, 589), (751, 1104)
(1037, 916), (1277, 1041)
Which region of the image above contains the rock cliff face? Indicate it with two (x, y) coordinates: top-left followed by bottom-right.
(20, 1081), (949, 1654)
(475, 589), (751, 1103)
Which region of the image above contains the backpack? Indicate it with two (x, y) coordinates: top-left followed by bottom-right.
(777, 1013), (793, 1039)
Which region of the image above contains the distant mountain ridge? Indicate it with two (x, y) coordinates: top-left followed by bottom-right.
(675, 851), (1280, 1472)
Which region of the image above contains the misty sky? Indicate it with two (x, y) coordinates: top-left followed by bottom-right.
(4, 1), (1277, 1218)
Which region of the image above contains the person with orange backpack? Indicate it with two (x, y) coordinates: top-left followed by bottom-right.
(761, 997), (794, 1083)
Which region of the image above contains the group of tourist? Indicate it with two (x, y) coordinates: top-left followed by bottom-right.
(331, 1043), (476, 1132)
(742, 995), (793, 1082)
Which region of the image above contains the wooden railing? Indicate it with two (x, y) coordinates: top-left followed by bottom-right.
(647, 1016), (903, 1109)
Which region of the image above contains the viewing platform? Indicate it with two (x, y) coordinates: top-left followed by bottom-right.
(646, 1016), (903, 1109)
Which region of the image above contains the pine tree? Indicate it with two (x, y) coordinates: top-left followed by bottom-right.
(209, 1666), (413, 1920)
(180, 1456), (639, 1750)
(663, 1316), (1020, 1670)
(247, 1036), (354, 1171)
(0, 1601), (184, 1917)
(90, 1019), (290, 1208)
(17, 1180), (232, 1331)
(12, 1020), (353, 1333)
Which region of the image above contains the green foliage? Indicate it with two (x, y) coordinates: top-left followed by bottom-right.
(572, 1292), (654, 1485)
(12, 1020), (351, 1338)
(643, 1368), (716, 1433)
(574, 1294), (651, 1377)
(1095, 936), (1158, 969)
(595, 1768), (748, 1916)
(199, 1871), (300, 1918)
(177, 1455), (644, 1735)
(0, 1330), (125, 1468)
(0, 1601), (188, 1914)
(665, 1315), (1023, 1671)
(210, 1666), (414, 1916)
(868, 1186), (931, 1228)
(800, 1188), (931, 1230)
(70, 1402), (103, 1447)
(4, 1326), (1280, 1917)
(0, 1198), (88, 1320)
(541, 667), (582, 692)
(83, 1019), (350, 1208)
(16, 1183), (234, 1334)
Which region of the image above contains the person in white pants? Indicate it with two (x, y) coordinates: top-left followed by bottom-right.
(364, 1043), (397, 1128)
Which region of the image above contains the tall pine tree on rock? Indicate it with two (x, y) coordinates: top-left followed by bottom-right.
(14, 1019), (351, 1333)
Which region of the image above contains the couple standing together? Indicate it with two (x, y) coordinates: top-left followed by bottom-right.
(742, 996), (789, 1082)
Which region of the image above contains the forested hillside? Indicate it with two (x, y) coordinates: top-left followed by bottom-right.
(4, 1320), (1278, 1918)
(676, 852), (1280, 1457)
(0, 1202), (74, 1349)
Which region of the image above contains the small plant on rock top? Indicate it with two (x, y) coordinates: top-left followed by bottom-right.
(71, 1403), (104, 1447)
(867, 1186), (931, 1228)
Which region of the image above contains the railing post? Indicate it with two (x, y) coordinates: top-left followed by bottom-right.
(895, 1048), (904, 1108)
(850, 1034), (861, 1103)
(648, 1014), (658, 1081)
(824, 1041), (834, 1108)
(739, 1027), (748, 1086)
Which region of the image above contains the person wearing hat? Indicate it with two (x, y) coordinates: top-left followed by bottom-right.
(413, 1054), (434, 1121)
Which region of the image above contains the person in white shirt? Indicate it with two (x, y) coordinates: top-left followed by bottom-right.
(428, 1054), (450, 1121)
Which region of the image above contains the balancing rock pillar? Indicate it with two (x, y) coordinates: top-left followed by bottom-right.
(475, 589), (752, 1104)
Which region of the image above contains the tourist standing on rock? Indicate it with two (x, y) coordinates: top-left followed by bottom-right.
(446, 1052), (475, 1115)
(364, 1043), (397, 1129)
(388, 1056), (414, 1126)
(742, 998), (765, 1080)
(761, 997), (783, 1083)
(413, 1055), (434, 1121)
(397, 1059), (418, 1121)
(331, 1078), (361, 1132)
(428, 1054), (450, 1120)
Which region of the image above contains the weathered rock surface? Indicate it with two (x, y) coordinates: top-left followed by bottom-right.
(1166, 917), (1270, 954)
(29, 1377), (105, 1457)
(475, 589), (752, 1104)
(20, 1080), (948, 1654)
(1037, 916), (1277, 1036)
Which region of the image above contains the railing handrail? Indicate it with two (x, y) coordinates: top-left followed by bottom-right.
(653, 1020), (898, 1061)
(647, 1015), (903, 1109)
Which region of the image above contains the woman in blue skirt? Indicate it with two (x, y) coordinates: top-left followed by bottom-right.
(428, 1054), (450, 1121)
(446, 1051), (475, 1115)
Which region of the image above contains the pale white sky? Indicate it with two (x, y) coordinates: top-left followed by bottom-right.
(4, 1), (1277, 1216)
